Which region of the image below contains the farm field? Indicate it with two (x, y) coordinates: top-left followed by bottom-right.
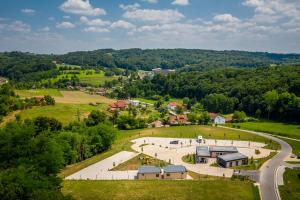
(62, 180), (259, 200)
(19, 103), (108, 125)
(60, 125), (278, 177)
(16, 89), (63, 97)
(279, 168), (300, 200)
(225, 121), (300, 140)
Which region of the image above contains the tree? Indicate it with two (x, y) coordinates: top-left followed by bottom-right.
(85, 110), (107, 127)
(33, 116), (62, 134)
(44, 95), (55, 105)
(233, 111), (247, 122)
(263, 90), (279, 119)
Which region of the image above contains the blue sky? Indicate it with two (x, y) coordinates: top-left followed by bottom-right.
(0, 0), (299, 54)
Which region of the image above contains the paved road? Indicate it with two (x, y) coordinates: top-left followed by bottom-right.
(220, 126), (292, 200)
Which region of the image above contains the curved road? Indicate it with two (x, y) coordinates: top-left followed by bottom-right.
(220, 126), (292, 200)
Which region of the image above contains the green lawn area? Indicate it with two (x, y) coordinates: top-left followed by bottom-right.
(16, 89), (63, 98)
(279, 168), (300, 200)
(133, 97), (183, 105)
(62, 180), (259, 200)
(19, 103), (107, 125)
(182, 154), (196, 164)
(225, 121), (300, 140)
(60, 125), (279, 177)
(281, 138), (300, 155)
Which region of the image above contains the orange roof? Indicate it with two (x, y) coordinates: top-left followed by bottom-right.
(168, 102), (177, 106)
(110, 100), (128, 109)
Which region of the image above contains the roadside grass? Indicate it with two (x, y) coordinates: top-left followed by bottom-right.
(62, 180), (258, 200)
(60, 125), (278, 177)
(232, 152), (277, 170)
(16, 89), (63, 98)
(19, 103), (108, 125)
(224, 121), (300, 140)
(281, 138), (300, 155)
(111, 154), (169, 171)
(279, 168), (300, 200)
(182, 154), (196, 164)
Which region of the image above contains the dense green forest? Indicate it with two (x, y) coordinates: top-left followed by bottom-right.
(0, 111), (117, 200)
(119, 66), (300, 122)
(56, 49), (300, 71)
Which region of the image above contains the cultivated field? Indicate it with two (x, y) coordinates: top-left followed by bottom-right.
(55, 91), (114, 104)
(19, 103), (108, 125)
(63, 180), (259, 200)
(16, 89), (63, 97)
(225, 121), (300, 139)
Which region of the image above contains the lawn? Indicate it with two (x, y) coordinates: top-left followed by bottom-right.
(279, 168), (300, 200)
(111, 154), (169, 171)
(62, 180), (259, 200)
(281, 138), (300, 155)
(182, 154), (196, 164)
(19, 103), (108, 125)
(60, 125), (279, 177)
(225, 121), (300, 140)
(16, 89), (63, 98)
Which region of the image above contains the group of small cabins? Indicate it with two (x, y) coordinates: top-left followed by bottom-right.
(108, 100), (232, 127)
(196, 146), (248, 168)
(137, 165), (187, 180)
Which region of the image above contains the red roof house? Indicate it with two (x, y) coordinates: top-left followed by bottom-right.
(109, 100), (128, 111)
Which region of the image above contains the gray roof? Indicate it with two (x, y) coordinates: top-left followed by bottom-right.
(210, 146), (238, 152)
(196, 146), (210, 157)
(218, 152), (248, 162)
(138, 166), (161, 174)
(164, 165), (187, 173)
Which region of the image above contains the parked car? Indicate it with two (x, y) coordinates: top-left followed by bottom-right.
(170, 140), (179, 144)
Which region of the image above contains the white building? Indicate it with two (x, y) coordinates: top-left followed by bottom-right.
(214, 116), (225, 124)
(129, 100), (140, 107)
(167, 102), (177, 110)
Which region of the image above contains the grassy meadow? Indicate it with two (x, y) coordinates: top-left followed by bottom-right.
(279, 168), (300, 200)
(62, 180), (259, 200)
(16, 89), (63, 98)
(133, 97), (183, 105)
(225, 121), (300, 140)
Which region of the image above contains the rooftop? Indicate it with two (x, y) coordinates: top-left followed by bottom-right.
(138, 166), (161, 174)
(218, 152), (248, 162)
(196, 146), (210, 157)
(164, 165), (187, 173)
(210, 146), (238, 152)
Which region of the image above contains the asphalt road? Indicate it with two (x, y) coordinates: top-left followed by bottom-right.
(220, 126), (292, 200)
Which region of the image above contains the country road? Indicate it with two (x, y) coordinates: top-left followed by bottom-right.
(220, 126), (293, 200)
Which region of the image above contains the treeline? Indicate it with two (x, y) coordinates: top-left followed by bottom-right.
(0, 52), (58, 84)
(0, 111), (117, 200)
(120, 66), (300, 122)
(56, 48), (300, 71)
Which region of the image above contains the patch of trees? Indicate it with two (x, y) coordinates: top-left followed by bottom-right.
(0, 111), (117, 199)
(120, 66), (300, 122)
(56, 49), (300, 71)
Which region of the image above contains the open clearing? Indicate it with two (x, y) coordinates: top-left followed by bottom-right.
(225, 121), (300, 140)
(16, 89), (63, 98)
(55, 91), (114, 104)
(19, 103), (108, 125)
(62, 180), (259, 200)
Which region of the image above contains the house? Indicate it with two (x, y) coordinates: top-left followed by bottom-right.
(225, 117), (233, 123)
(149, 120), (164, 128)
(129, 100), (140, 107)
(195, 146), (211, 163)
(109, 100), (128, 112)
(209, 146), (238, 158)
(137, 166), (161, 180)
(163, 165), (187, 180)
(209, 113), (226, 124)
(169, 115), (189, 125)
(217, 152), (248, 168)
(167, 102), (178, 110)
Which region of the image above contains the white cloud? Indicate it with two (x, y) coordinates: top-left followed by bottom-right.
(48, 17), (55, 21)
(119, 3), (141, 11)
(111, 20), (136, 29)
(6, 21), (31, 32)
(142, 0), (158, 4)
(21, 8), (36, 15)
(38, 26), (50, 32)
(172, 0), (189, 6)
(83, 27), (110, 33)
(213, 14), (241, 23)
(63, 16), (71, 19)
(80, 16), (110, 26)
(60, 0), (106, 16)
(123, 9), (185, 24)
(56, 21), (76, 29)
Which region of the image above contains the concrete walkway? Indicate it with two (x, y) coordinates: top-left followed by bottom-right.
(65, 151), (138, 180)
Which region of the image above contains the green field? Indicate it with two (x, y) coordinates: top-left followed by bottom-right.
(62, 180), (259, 200)
(225, 121), (300, 140)
(19, 103), (107, 125)
(60, 125), (278, 177)
(282, 138), (300, 155)
(279, 168), (300, 200)
(133, 97), (183, 105)
(16, 89), (63, 98)
(50, 70), (119, 86)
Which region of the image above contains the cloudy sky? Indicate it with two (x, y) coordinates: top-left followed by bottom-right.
(0, 0), (300, 54)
